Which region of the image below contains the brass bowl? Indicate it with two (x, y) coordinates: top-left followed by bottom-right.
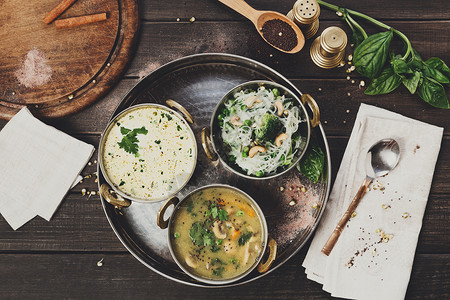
(157, 184), (277, 285)
(201, 80), (320, 180)
(98, 100), (197, 208)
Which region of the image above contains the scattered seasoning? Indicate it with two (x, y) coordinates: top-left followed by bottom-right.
(289, 200), (296, 206)
(190, 17), (195, 23)
(359, 80), (366, 88)
(402, 212), (410, 218)
(261, 19), (298, 51)
(381, 204), (391, 209)
(88, 162), (92, 166)
(279, 186), (284, 191)
(336, 11), (343, 17)
(318, 87), (322, 91)
(97, 258), (104, 267)
(338, 61), (345, 67)
(348, 54), (353, 61)
(312, 202), (319, 209)
(347, 92), (351, 97)
(324, 120), (328, 124)
(346, 109), (350, 114)
(351, 79), (355, 84)
(68, 94), (74, 100)
(176, 18), (180, 22)
(301, 186), (306, 193)
(15, 47), (52, 88)
(81, 188), (87, 196)
(346, 76), (351, 80)
(351, 211), (357, 218)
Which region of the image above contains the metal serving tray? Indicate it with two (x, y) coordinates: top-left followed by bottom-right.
(98, 53), (331, 287)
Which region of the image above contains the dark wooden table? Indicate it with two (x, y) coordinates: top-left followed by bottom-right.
(1, 0), (449, 298)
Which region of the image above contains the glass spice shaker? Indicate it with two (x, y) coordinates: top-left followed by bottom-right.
(287, 0), (320, 39)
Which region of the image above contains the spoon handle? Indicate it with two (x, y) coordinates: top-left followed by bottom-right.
(217, 0), (259, 23)
(321, 177), (372, 256)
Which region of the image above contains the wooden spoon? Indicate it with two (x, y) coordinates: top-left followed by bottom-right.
(218, 0), (305, 54)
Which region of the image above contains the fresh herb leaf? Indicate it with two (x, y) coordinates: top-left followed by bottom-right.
(119, 180), (125, 186)
(211, 205), (219, 219)
(189, 222), (205, 246)
(211, 258), (226, 266)
(120, 127), (131, 135)
(297, 140), (325, 183)
(117, 126), (148, 156)
(425, 57), (450, 80)
(417, 76), (450, 109)
(176, 124), (182, 131)
(218, 209), (228, 221)
(391, 57), (412, 75)
(238, 231), (253, 246)
(173, 232), (180, 239)
(186, 201), (194, 213)
(402, 71), (421, 94)
(212, 266), (225, 277)
(354, 30), (394, 78)
(203, 233), (214, 246)
(155, 140), (161, 144)
(236, 210), (244, 216)
(423, 63), (450, 84)
(210, 245), (220, 252)
(364, 66), (402, 95)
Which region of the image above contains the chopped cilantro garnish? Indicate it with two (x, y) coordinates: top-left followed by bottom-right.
(218, 209), (228, 221)
(236, 210), (244, 216)
(177, 124), (182, 131)
(186, 201), (194, 213)
(212, 266), (224, 277)
(238, 231), (253, 246)
(173, 232), (180, 239)
(155, 140), (161, 144)
(117, 126), (148, 156)
(119, 180), (125, 186)
(189, 222), (214, 246)
(210, 245), (220, 252)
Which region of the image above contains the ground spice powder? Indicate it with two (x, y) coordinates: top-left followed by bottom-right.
(261, 19), (298, 51)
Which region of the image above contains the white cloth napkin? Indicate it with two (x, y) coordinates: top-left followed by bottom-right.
(0, 107), (94, 230)
(303, 103), (443, 300)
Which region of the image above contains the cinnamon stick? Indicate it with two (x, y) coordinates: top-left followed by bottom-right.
(54, 13), (108, 29)
(43, 0), (78, 24)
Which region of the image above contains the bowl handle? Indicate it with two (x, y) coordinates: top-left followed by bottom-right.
(257, 238), (277, 273)
(201, 127), (218, 161)
(166, 99), (194, 124)
(157, 196), (180, 229)
(99, 183), (131, 208)
(301, 94), (320, 128)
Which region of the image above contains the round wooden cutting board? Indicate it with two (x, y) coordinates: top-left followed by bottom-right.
(0, 0), (138, 120)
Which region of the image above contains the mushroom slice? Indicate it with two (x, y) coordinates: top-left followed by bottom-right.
(242, 242), (251, 265)
(274, 100), (284, 116)
(185, 255), (198, 268)
(230, 116), (243, 126)
(245, 96), (262, 108)
(275, 133), (289, 147)
(212, 221), (227, 239)
(249, 146), (267, 158)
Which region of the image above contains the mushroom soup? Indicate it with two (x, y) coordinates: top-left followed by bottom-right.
(170, 187), (264, 280)
(101, 106), (196, 201)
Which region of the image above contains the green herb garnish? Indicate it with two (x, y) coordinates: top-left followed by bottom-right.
(297, 140), (325, 183)
(173, 232), (180, 239)
(212, 266), (225, 277)
(155, 140), (161, 144)
(189, 222), (214, 246)
(119, 180), (125, 186)
(118, 126), (148, 156)
(238, 231), (253, 246)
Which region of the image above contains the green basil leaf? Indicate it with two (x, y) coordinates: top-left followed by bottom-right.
(297, 140), (325, 183)
(391, 58), (412, 75)
(351, 30), (364, 48)
(402, 71), (421, 94)
(417, 77), (450, 109)
(364, 67), (402, 95)
(425, 57), (450, 78)
(423, 62), (450, 84)
(354, 31), (394, 78)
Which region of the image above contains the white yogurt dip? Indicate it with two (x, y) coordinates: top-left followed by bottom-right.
(102, 106), (196, 200)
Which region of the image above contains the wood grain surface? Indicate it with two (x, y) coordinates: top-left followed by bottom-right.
(0, 0), (138, 119)
(0, 0), (449, 298)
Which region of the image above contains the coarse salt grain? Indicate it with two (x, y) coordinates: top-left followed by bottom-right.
(15, 47), (52, 88)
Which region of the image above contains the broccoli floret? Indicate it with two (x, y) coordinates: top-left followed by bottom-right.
(256, 113), (283, 142)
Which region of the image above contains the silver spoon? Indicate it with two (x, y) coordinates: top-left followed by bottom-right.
(321, 138), (400, 256)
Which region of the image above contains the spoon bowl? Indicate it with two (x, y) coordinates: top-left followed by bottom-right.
(218, 0), (305, 54)
(255, 11), (305, 54)
(322, 138), (401, 256)
(365, 139), (400, 179)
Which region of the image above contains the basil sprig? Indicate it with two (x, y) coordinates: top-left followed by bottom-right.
(317, 0), (450, 109)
